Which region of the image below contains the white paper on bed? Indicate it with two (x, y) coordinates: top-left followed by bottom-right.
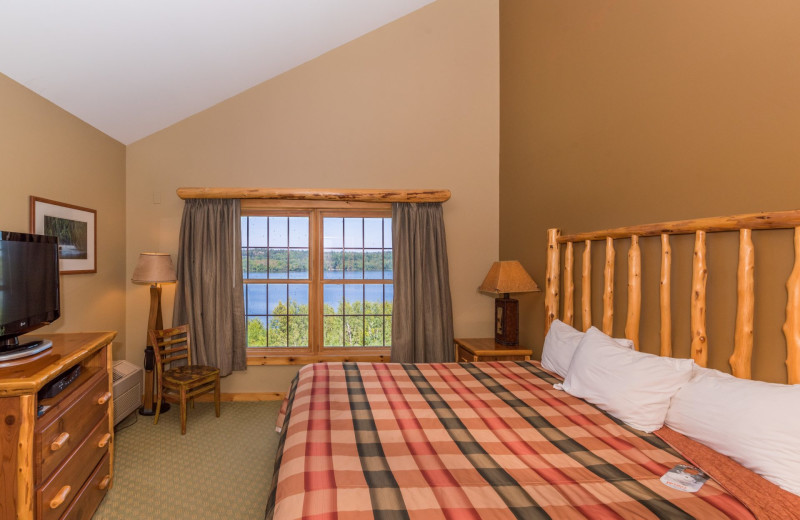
(541, 320), (633, 378)
(665, 366), (800, 496)
(555, 327), (694, 432)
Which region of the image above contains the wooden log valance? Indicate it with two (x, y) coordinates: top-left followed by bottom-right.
(176, 187), (451, 203)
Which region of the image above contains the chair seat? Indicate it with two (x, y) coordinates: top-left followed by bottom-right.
(163, 365), (219, 385)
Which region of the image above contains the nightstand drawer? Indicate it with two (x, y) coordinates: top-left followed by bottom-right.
(456, 345), (474, 362)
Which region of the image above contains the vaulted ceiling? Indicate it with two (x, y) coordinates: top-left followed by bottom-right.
(0, 0), (436, 144)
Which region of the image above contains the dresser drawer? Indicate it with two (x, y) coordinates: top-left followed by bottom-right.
(60, 453), (111, 520)
(35, 371), (110, 483)
(36, 416), (110, 520)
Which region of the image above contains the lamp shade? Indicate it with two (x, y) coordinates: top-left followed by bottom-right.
(131, 252), (177, 284)
(478, 261), (540, 295)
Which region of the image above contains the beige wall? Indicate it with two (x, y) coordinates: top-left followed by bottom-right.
(0, 73), (127, 358)
(126, 0), (500, 392)
(500, 1), (800, 383)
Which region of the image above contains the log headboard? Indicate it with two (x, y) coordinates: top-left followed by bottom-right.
(544, 209), (800, 384)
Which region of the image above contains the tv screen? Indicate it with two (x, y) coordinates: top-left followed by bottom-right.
(0, 231), (60, 349)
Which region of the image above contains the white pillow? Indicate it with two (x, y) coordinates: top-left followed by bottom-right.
(541, 320), (633, 378)
(665, 366), (800, 496)
(555, 327), (694, 432)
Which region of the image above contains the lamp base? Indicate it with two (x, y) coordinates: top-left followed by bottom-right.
(139, 344), (171, 416)
(494, 297), (519, 346)
(139, 402), (170, 416)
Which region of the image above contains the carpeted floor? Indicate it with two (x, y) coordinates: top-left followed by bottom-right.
(94, 401), (282, 520)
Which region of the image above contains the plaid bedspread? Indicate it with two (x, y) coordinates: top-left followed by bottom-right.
(266, 361), (753, 519)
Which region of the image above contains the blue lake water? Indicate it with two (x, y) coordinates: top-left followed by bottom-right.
(244, 270), (393, 315)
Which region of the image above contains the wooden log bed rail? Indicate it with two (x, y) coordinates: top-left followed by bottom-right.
(545, 209), (800, 384)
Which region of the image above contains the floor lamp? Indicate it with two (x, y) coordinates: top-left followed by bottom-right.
(132, 252), (177, 416)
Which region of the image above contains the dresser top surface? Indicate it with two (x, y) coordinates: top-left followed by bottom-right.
(0, 332), (116, 395)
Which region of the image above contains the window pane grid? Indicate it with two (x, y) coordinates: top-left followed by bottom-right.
(244, 215), (311, 348)
(322, 282), (392, 347)
(324, 217), (392, 280)
(245, 282), (309, 348)
(244, 211), (391, 353)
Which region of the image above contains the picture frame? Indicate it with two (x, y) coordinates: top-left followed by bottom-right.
(30, 196), (97, 274)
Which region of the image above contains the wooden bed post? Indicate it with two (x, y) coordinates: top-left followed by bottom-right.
(563, 242), (575, 326)
(625, 235), (642, 349)
(561, 242), (575, 326)
(582, 240), (592, 331)
(660, 234), (672, 357)
(602, 237), (615, 336)
(545, 229), (561, 334)
(730, 229), (755, 379)
(691, 231), (709, 367)
(783, 227), (800, 384)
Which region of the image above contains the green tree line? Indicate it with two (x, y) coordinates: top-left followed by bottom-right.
(243, 249), (391, 274)
(247, 300), (392, 347)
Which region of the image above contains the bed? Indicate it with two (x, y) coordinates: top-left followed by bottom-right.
(266, 209), (800, 520)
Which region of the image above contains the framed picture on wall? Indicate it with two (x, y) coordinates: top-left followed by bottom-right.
(30, 196), (97, 274)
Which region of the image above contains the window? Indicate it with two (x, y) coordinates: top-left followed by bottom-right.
(241, 201), (392, 364)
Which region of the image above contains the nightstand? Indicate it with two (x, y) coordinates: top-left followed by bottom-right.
(454, 338), (532, 362)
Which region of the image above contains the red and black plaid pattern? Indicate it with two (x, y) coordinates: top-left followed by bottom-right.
(266, 361), (753, 519)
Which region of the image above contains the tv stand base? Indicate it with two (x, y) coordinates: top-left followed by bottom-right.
(0, 339), (53, 361)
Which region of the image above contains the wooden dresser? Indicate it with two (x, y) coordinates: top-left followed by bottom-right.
(0, 332), (117, 520)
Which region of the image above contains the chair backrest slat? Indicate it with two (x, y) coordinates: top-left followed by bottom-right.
(148, 325), (193, 384)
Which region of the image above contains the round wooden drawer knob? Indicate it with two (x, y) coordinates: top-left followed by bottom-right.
(98, 433), (111, 448)
(49, 485), (71, 509)
(97, 392), (112, 405)
(98, 475), (111, 490)
(50, 432), (70, 451)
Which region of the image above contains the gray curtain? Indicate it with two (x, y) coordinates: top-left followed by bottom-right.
(391, 202), (454, 363)
(173, 199), (246, 376)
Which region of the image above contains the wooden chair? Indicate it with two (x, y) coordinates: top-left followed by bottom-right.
(148, 325), (220, 435)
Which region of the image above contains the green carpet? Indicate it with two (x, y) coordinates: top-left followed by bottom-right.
(94, 401), (281, 520)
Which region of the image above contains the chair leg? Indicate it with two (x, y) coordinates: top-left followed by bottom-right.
(215, 377), (221, 418)
(180, 387), (187, 435)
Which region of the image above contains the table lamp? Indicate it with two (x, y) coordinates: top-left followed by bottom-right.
(131, 252), (177, 415)
(479, 260), (540, 346)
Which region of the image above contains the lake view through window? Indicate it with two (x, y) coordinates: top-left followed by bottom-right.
(242, 208), (392, 359)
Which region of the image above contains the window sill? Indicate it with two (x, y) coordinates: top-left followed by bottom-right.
(246, 350), (391, 366)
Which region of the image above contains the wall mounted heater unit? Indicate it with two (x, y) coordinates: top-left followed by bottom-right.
(112, 360), (142, 426)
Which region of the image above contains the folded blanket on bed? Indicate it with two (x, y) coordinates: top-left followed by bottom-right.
(654, 426), (800, 520)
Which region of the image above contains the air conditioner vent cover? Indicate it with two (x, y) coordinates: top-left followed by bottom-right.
(112, 360), (142, 426)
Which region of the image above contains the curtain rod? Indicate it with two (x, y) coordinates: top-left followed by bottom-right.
(176, 187), (451, 203)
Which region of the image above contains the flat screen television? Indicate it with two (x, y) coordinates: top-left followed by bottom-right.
(0, 231), (60, 358)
